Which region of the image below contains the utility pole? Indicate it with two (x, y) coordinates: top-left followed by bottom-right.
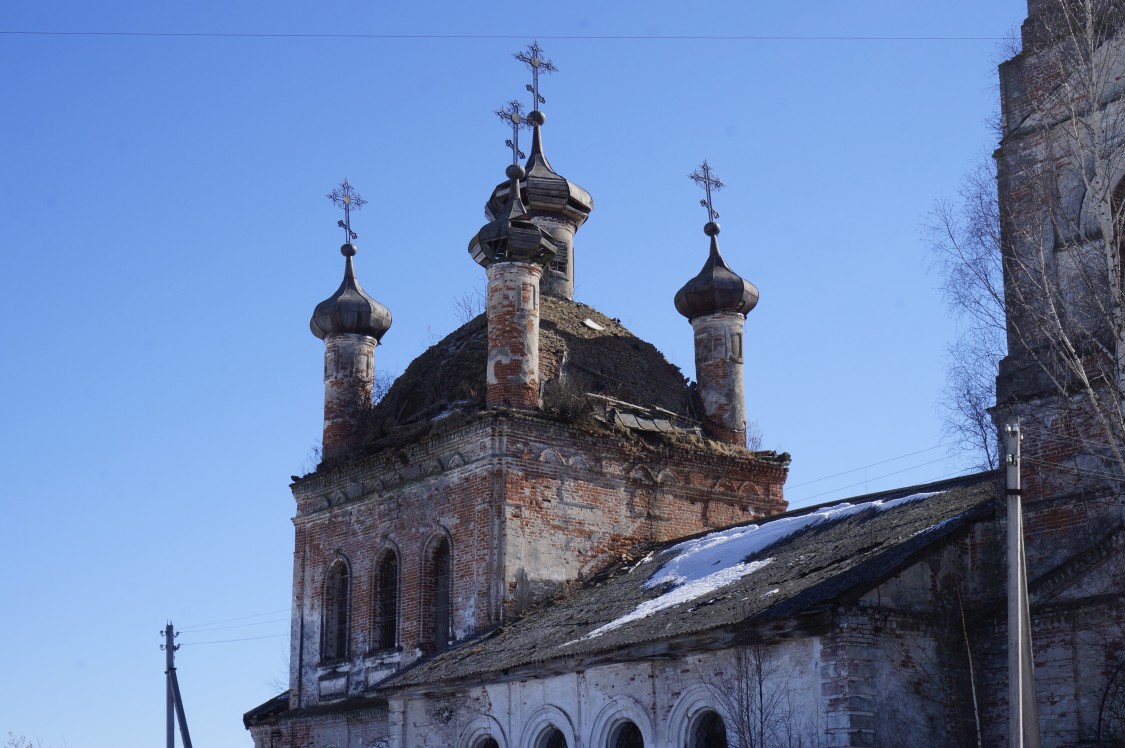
(1005, 420), (1041, 748)
(161, 621), (194, 748)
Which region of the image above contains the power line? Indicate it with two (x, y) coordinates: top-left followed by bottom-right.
(178, 633), (289, 646)
(793, 454), (958, 504)
(1023, 457), (1125, 483)
(177, 617), (290, 634)
(1020, 427), (1120, 453)
(179, 608), (289, 630)
(787, 442), (959, 489)
(0, 30), (1006, 42)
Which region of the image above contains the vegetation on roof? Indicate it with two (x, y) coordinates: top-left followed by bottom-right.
(357, 297), (696, 445)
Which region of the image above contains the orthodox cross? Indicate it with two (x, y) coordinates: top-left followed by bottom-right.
(496, 100), (528, 164)
(690, 160), (724, 222)
(327, 178), (367, 242)
(514, 41), (556, 110)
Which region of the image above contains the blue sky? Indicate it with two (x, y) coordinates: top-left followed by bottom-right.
(0, 2), (1026, 746)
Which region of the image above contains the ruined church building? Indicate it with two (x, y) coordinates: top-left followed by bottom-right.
(245, 3), (1125, 746)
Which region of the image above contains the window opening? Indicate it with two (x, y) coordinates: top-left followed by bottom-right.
(374, 551), (398, 650)
(688, 710), (727, 748)
(538, 727), (567, 748)
(427, 537), (452, 654)
(550, 246), (568, 275)
(610, 721), (644, 748)
(322, 561), (349, 660)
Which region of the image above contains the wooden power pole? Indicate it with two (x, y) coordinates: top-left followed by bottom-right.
(161, 621), (194, 748)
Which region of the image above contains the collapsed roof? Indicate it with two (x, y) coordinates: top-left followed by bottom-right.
(361, 296), (698, 441)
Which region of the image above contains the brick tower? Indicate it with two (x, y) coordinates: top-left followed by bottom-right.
(310, 181), (392, 462)
(675, 165), (759, 446)
(983, 2), (1125, 744)
(992, 0), (1125, 560)
(471, 160), (559, 409)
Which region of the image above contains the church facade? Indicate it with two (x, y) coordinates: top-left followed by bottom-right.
(246, 4), (1125, 746)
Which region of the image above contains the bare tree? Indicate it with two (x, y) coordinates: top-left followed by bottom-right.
(708, 644), (822, 748)
(5, 734), (61, 748)
(927, 160), (1007, 469)
(746, 420), (764, 452)
(454, 288), (486, 325)
(372, 369), (396, 405)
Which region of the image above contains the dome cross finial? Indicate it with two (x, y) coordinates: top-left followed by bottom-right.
(514, 41), (556, 113)
(689, 160), (724, 225)
(327, 178), (366, 244)
(496, 100), (530, 164)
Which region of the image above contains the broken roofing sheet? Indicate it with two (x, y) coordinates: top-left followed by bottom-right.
(382, 471), (999, 690)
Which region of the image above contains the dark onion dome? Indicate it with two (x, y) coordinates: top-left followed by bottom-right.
(485, 112), (593, 227)
(470, 164), (559, 267)
(310, 244), (393, 340)
(674, 222), (759, 321)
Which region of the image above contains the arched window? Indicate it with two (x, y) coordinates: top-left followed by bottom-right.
(373, 549), (399, 650)
(473, 738), (499, 748)
(537, 727), (567, 748)
(322, 560), (349, 661)
(608, 721), (643, 748)
(687, 710), (727, 748)
(422, 535), (452, 653)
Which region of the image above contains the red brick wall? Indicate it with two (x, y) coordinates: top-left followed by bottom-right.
(288, 412), (787, 708)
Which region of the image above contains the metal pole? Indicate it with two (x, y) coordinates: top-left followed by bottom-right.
(1005, 419), (1041, 748)
(164, 622), (175, 748)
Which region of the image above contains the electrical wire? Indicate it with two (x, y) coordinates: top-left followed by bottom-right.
(1023, 457), (1125, 483)
(179, 608), (290, 630)
(177, 617), (290, 634)
(178, 633), (289, 646)
(0, 31), (1007, 41)
(792, 454), (959, 504)
(786, 442), (959, 489)
(1020, 427), (1121, 453)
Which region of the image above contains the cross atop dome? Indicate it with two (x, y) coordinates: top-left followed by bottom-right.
(513, 41), (556, 113)
(689, 160), (723, 226)
(327, 178), (366, 244)
(496, 99), (530, 164)
(482, 42), (592, 300)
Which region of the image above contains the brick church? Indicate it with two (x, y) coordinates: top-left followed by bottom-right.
(245, 3), (1125, 746)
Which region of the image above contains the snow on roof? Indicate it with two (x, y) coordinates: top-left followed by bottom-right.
(579, 492), (938, 640)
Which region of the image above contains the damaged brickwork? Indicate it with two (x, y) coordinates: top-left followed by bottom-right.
(486, 262), (543, 410)
(282, 410), (787, 720)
